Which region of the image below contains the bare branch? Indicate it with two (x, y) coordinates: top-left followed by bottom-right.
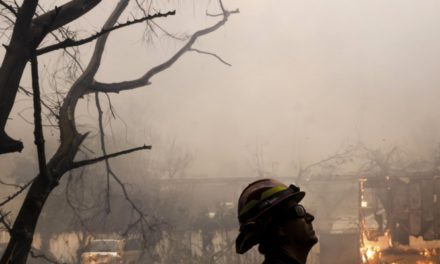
(18, 86), (59, 119)
(189, 48), (231, 66)
(104, 93), (116, 119)
(0, 23), (13, 40)
(296, 145), (357, 184)
(0, 0), (17, 16)
(36, 10), (176, 56)
(79, 144), (95, 155)
(0, 210), (12, 233)
(48, 26), (85, 76)
(31, 0), (102, 45)
(0, 10), (15, 25)
(71, 145), (151, 169)
(65, 171), (92, 231)
(30, 52), (50, 184)
(0, 178), (34, 207)
(94, 92), (161, 236)
(206, 12), (223, 17)
(17, 110), (57, 127)
(143, 6), (188, 42)
(95, 92), (111, 213)
(0, 11), (13, 24)
(17, 85), (31, 96)
(0, 178), (22, 188)
(89, 5), (239, 93)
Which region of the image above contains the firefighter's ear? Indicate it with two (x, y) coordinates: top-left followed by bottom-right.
(276, 226), (290, 245)
(277, 226), (287, 237)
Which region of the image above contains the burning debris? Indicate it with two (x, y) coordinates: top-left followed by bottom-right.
(359, 175), (440, 264)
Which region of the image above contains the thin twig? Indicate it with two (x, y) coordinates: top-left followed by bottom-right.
(17, 111), (57, 127)
(95, 92), (111, 213)
(71, 145), (151, 169)
(0, 178), (22, 188)
(0, 0), (17, 16)
(206, 12), (223, 17)
(296, 145), (357, 184)
(0, 10), (15, 24)
(0, 178), (34, 207)
(65, 171), (92, 233)
(189, 48), (231, 66)
(0, 210), (11, 233)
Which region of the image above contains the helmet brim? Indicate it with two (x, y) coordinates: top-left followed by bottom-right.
(251, 190), (305, 222)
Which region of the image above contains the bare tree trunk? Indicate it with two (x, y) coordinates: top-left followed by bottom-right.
(1, 172), (58, 264)
(1, 1), (129, 261)
(0, 0), (38, 154)
(0, 0), (101, 155)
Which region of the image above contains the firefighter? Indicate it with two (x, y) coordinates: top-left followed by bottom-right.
(236, 179), (317, 264)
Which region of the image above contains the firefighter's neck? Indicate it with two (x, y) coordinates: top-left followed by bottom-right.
(282, 243), (311, 264)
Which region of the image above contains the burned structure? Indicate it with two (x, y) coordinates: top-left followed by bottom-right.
(360, 172), (440, 263)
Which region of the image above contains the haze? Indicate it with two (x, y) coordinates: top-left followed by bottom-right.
(2, 0), (440, 179)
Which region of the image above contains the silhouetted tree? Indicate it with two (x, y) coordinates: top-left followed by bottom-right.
(0, 0), (238, 262)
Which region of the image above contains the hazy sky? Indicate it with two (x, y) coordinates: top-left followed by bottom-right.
(3, 0), (440, 179)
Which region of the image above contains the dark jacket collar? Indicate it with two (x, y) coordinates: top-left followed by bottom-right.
(262, 249), (301, 264)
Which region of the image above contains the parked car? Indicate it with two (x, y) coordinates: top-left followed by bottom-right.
(81, 239), (124, 264)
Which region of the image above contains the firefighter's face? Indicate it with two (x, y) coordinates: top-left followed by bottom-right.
(281, 200), (318, 247)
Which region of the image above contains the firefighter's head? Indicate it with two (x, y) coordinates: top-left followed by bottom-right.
(235, 179), (317, 255)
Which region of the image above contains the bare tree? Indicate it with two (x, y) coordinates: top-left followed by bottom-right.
(0, 0), (102, 154)
(0, 0), (238, 262)
(294, 144), (358, 184)
(161, 139), (193, 179)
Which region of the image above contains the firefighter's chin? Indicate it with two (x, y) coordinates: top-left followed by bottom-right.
(308, 227), (318, 245)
